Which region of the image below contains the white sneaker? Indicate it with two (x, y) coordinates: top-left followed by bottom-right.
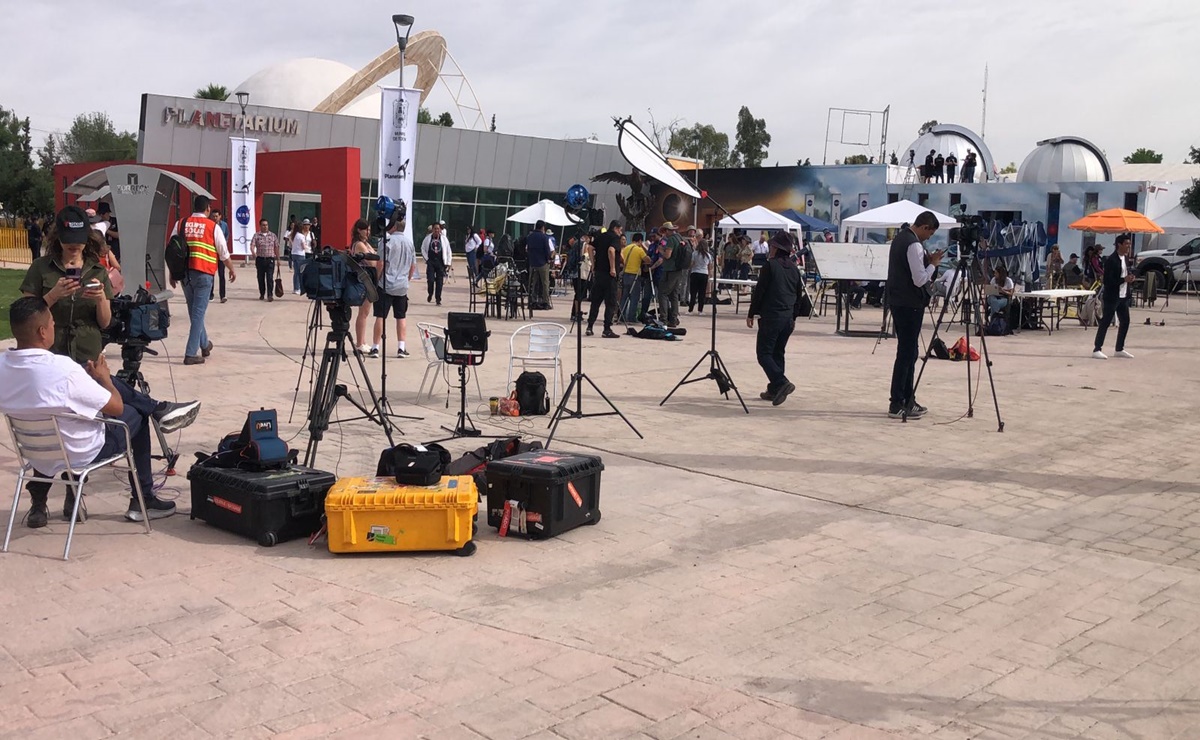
(1092, 350), (1108, 360)
(1115, 350), (1135, 359)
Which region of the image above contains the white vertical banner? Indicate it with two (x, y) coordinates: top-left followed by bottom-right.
(378, 86), (422, 242)
(230, 137), (257, 257)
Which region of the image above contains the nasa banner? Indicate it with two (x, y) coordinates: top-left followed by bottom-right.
(230, 137), (257, 257)
(378, 86), (422, 241)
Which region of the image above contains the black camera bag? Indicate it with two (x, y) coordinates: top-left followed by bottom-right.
(377, 442), (452, 486)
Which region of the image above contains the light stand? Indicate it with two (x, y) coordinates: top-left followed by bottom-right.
(660, 251), (748, 413)
(546, 186), (643, 448)
(907, 251), (1004, 432)
(1160, 254), (1199, 315)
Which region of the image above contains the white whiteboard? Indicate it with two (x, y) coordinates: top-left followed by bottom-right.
(809, 242), (890, 281)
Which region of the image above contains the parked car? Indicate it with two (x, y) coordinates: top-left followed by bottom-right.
(1135, 236), (1200, 290)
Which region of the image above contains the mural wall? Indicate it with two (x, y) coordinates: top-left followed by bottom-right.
(648, 164), (1150, 255)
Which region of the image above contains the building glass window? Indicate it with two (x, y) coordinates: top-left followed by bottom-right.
(477, 187), (508, 206)
(475, 206), (508, 235)
(413, 184), (442, 201)
(509, 190), (539, 207)
(442, 185), (476, 204)
(412, 202), (440, 235)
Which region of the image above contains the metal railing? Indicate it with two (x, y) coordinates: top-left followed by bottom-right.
(0, 227), (32, 265)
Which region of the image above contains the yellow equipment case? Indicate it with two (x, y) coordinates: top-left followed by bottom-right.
(324, 475), (479, 556)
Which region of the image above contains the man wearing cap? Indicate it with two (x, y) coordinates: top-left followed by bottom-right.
(420, 222), (452, 306)
(746, 231), (805, 406)
(657, 222), (684, 327)
(170, 195), (237, 365)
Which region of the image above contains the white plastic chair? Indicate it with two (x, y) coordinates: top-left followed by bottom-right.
(507, 323), (567, 405)
(416, 323), (482, 403)
(4, 413), (151, 561)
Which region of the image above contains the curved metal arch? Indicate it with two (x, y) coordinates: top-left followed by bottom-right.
(930, 124), (996, 181)
(434, 49), (487, 132)
(313, 30), (447, 114)
(1035, 136), (1112, 181)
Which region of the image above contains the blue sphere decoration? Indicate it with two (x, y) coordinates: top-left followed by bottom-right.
(566, 184), (589, 210)
(375, 195), (395, 215)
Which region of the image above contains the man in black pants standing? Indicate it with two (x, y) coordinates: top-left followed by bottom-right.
(886, 211), (943, 419)
(587, 221), (622, 338)
(747, 231), (805, 406)
(1092, 234), (1136, 360)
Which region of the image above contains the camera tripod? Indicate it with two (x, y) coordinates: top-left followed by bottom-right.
(660, 275), (748, 413)
(546, 302), (642, 448)
(295, 302), (416, 467)
(115, 341), (181, 474)
(908, 253), (1004, 431)
(1160, 256), (1199, 315)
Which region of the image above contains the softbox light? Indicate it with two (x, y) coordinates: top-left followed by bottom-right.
(615, 118), (701, 199)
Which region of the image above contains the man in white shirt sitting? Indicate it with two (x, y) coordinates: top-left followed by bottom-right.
(0, 298), (201, 528)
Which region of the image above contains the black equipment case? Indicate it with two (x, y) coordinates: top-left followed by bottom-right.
(189, 465), (336, 547)
(485, 451), (603, 539)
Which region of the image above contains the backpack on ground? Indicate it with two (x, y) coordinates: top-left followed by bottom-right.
(986, 314), (1008, 336)
(514, 371), (550, 416)
(929, 337), (951, 360)
(1080, 293), (1102, 327)
(166, 219), (189, 282)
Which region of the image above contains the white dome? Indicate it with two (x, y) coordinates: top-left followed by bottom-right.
(901, 124), (994, 181)
(233, 58), (360, 112)
(1017, 137), (1110, 183)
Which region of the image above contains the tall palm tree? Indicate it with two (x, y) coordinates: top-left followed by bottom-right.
(194, 84), (230, 101)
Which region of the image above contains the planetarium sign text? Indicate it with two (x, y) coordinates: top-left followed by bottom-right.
(162, 107), (301, 137)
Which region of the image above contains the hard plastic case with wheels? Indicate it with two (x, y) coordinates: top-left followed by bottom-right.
(188, 465), (336, 547)
(324, 476), (479, 556)
(485, 451), (603, 539)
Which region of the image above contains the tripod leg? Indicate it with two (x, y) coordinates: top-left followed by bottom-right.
(659, 351), (711, 405)
(545, 374), (583, 447)
(712, 352), (749, 414)
(579, 374), (643, 438)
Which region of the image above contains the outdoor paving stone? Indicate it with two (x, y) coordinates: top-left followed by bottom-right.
(4, 275), (1200, 736)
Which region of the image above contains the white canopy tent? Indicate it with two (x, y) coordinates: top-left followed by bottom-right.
(840, 199), (958, 230)
(507, 199), (576, 227)
(1152, 203), (1200, 235)
(718, 205), (805, 231)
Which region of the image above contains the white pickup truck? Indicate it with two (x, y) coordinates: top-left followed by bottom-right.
(1135, 236), (1200, 289)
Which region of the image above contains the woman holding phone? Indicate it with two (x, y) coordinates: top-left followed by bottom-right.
(20, 205), (113, 364)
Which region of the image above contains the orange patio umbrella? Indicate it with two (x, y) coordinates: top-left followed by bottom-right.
(1069, 208), (1164, 234)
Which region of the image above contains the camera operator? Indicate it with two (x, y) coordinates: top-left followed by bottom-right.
(886, 211), (943, 419)
(20, 206), (113, 365)
(372, 217), (416, 358)
(746, 231), (804, 406)
(586, 221), (622, 338)
(0, 297), (201, 527)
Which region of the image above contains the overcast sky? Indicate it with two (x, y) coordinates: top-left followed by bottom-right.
(4, 0), (1198, 170)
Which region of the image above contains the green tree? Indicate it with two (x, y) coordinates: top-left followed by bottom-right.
(843, 154), (871, 165)
(1182, 180), (1200, 218)
(436, 111), (454, 127)
(918, 119), (940, 136)
(1000, 161), (1017, 174)
(60, 112), (138, 163)
(733, 106), (770, 168)
(417, 108), (454, 127)
(1123, 148), (1163, 164)
(194, 84), (230, 101)
(1186, 146), (1200, 164)
(669, 123), (733, 168)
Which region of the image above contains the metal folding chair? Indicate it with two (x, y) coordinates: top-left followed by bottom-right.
(507, 322), (567, 404)
(4, 413), (150, 561)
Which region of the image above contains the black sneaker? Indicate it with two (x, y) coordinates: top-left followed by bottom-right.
(397, 348), (410, 358)
(125, 496), (176, 522)
(154, 400), (201, 433)
(907, 402), (928, 419)
(26, 502), (48, 529)
(368, 347), (380, 358)
(602, 330), (620, 339)
(772, 382), (796, 406)
(586, 327), (594, 336)
(888, 406), (905, 419)
(759, 390), (773, 401)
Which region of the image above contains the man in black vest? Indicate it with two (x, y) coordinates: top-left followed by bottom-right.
(886, 212), (943, 418)
(747, 231), (805, 406)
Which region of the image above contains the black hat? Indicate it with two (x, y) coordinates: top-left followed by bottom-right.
(769, 230), (794, 253)
(55, 205), (92, 244)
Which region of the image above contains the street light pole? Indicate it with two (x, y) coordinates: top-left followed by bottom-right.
(393, 14), (414, 87)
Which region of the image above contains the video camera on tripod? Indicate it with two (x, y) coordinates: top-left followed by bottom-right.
(949, 212), (986, 256)
(103, 286), (171, 347)
(300, 248), (380, 307)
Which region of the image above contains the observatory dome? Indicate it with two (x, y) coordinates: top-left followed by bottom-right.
(901, 124), (995, 181)
(1017, 137), (1111, 183)
(234, 58), (360, 111)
